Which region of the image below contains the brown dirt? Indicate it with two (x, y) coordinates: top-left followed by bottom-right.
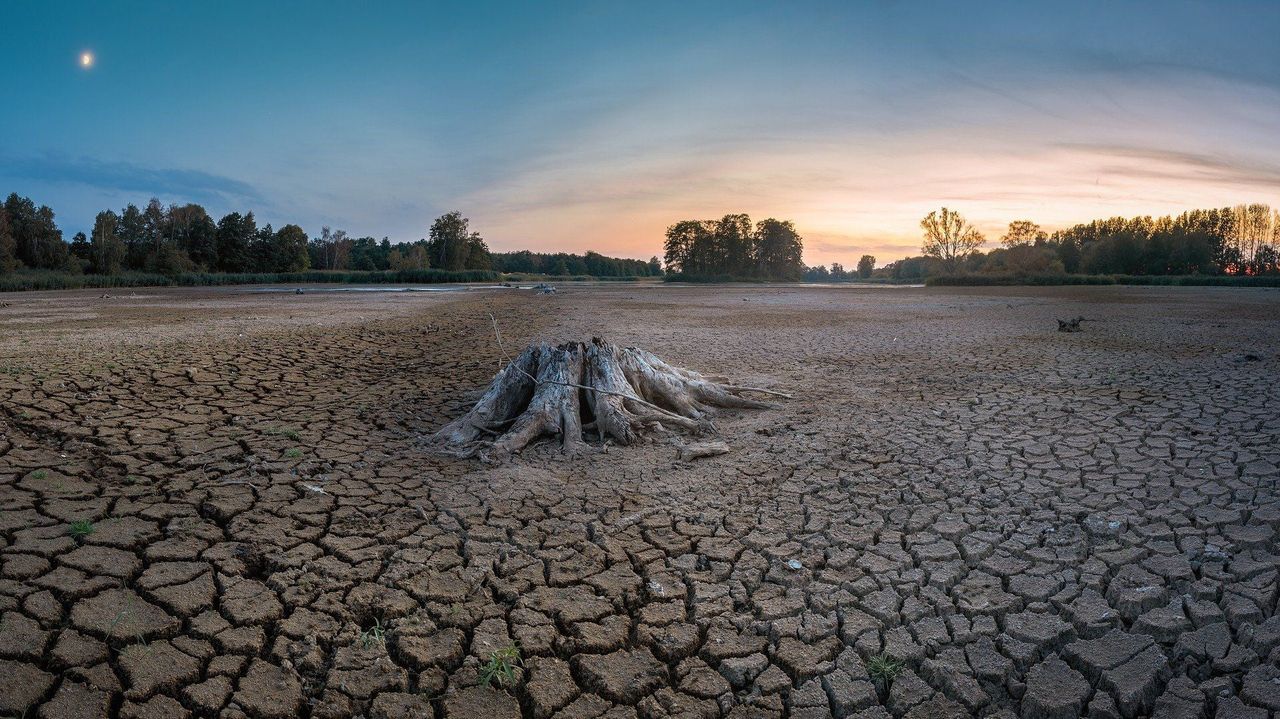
(1, 282), (1278, 718)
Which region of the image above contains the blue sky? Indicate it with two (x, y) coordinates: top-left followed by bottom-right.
(4, 1), (1279, 263)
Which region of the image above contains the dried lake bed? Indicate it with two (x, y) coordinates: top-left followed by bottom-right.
(1, 283), (1278, 718)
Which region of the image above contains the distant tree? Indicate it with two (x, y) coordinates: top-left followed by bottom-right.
(647, 256), (663, 275)
(310, 227), (353, 271)
(465, 233), (491, 270)
(141, 198), (168, 269)
(387, 242), (429, 271)
(0, 205), (17, 273)
(70, 232), (91, 263)
(830, 262), (846, 280)
(857, 254), (876, 278)
(427, 211), (480, 271)
(348, 236), (381, 270)
(216, 211), (257, 272)
(249, 223), (275, 270)
(754, 218), (804, 280)
(920, 208), (985, 271)
(4, 193), (69, 270)
(663, 220), (715, 275)
(715, 214), (755, 276)
(90, 210), (126, 274)
(803, 264), (830, 281)
(271, 224), (310, 272)
(1230, 203), (1273, 273)
(169, 203), (216, 269)
(1001, 220), (1044, 247)
(118, 204), (147, 269)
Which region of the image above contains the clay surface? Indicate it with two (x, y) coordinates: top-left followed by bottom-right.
(1, 283), (1278, 718)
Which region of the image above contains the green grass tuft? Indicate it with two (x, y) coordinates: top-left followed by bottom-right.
(867, 653), (904, 683)
(68, 520), (95, 539)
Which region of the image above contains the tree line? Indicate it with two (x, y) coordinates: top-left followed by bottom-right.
(662, 214), (805, 280)
(0, 196), (658, 279)
(490, 250), (662, 277)
(808, 204), (1280, 281)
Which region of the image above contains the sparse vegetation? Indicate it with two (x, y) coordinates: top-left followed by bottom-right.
(284, 448), (303, 459)
(359, 619), (387, 649)
(266, 426), (302, 441)
(867, 654), (904, 685)
(31, 469), (48, 480)
(479, 645), (522, 688)
(68, 520), (95, 539)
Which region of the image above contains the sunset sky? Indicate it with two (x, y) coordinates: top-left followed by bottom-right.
(4, 1), (1279, 265)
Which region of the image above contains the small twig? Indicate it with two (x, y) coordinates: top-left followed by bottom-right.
(721, 385), (794, 399)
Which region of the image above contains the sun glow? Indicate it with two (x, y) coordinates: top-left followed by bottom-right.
(80, 51), (94, 68)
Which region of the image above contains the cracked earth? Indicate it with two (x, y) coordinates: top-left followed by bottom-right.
(1, 283), (1278, 719)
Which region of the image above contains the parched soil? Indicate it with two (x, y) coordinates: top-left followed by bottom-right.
(1, 283), (1278, 719)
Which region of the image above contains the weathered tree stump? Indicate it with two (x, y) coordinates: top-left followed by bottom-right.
(431, 338), (786, 459)
(1057, 316), (1085, 332)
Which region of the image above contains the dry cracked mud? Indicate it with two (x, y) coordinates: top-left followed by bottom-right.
(1, 283), (1278, 719)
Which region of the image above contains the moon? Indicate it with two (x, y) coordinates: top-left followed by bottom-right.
(80, 51), (94, 69)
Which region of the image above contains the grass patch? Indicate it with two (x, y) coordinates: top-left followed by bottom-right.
(479, 645), (522, 688)
(867, 654), (904, 684)
(266, 426), (302, 441)
(68, 520), (95, 539)
(31, 469), (48, 480)
(284, 448), (303, 459)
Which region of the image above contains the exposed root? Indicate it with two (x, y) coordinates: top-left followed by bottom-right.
(430, 337), (783, 458)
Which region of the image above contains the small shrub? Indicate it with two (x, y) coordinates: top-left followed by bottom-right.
(479, 645), (522, 688)
(284, 448), (302, 459)
(31, 469), (48, 480)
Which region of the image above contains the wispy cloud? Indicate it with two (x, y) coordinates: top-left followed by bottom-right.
(1, 154), (264, 206)
(1059, 144), (1280, 190)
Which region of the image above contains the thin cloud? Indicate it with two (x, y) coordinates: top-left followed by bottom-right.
(1060, 143), (1280, 190)
(2, 154), (264, 206)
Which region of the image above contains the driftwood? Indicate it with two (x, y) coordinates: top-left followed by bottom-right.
(1057, 316), (1086, 332)
(678, 441), (731, 461)
(431, 337), (786, 459)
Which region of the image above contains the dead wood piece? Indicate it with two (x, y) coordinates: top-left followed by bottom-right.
(678, 441), (731, 461)
(431, 345), (537, 447)
(1057, 316), (1085, 332)
(490, 343), (585, 458)
(429, 337), (782, 459)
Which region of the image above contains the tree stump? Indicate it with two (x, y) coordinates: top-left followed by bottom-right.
(431, 338), (786, 459)
(1057, 316), (1085, 332)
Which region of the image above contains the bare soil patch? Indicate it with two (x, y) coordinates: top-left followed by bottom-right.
(2, 283), (1278, 718)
